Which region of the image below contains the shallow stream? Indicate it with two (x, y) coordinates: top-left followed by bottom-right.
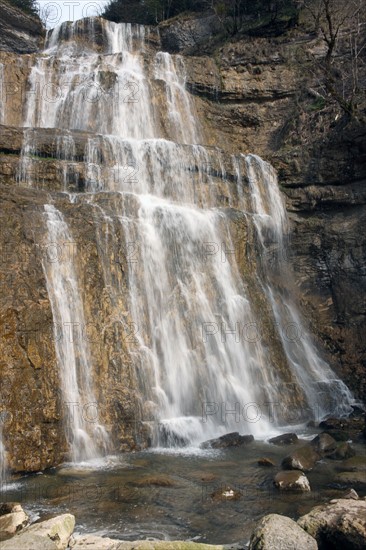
(2, 432), (365, 545)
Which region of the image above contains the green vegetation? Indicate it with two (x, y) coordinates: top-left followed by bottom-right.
(5, 0), (39, 16)
(308, 97), (327, 111)
(102, 0), (299, 31)
(102, 0), (207, 25)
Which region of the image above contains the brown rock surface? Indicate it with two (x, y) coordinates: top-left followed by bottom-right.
(0, 9), (365, 475)
(298, 498), (366, 549)
(0, 0), (44, 54)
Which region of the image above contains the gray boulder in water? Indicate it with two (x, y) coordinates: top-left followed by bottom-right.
(200, 432), (254, 449)
(249, 514), (318, 549)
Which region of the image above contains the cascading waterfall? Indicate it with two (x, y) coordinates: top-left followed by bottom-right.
(41, 204), (109, 461)
(245, 155), (353, 420)
(17, 16), (354, 451)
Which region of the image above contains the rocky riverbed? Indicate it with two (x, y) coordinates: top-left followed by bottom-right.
(1, 416), (365, 547)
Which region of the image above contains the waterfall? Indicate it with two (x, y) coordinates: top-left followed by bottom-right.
(17, 16), (354, 451)
(41, 204), (109, 461)
(245, 155), (354, 421)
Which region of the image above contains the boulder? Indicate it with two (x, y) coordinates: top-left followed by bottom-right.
(70, 535), (121, 549)
(0, 502), (29, 540)
(298, 498), (366, 549)
(335, 455), (366, 487)
(200, 432), (254, 449)
(249, 513), (318, 549)
(274, 471), (311, 492)
(310, 433), (337, 456)
(281, 445), (320, 472)
(12, 514), (76, 550)
(336, 471), (366, 487)
(322, 429), (351, 442)
(319, 417), (346, 430)
(210, 485), (242, 501)
(0, 532), (58, 549)
(268, 433), (298, 446)
(328, 442), (356, 460)
(319, 417), (364, 437)
(71, 538), (224, 550)
(337, 455), (366, 472)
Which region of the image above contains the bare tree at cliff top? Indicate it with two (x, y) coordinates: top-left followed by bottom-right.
(303, 0), (366, 116)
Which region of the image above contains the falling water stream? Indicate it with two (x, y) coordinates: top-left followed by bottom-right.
(0, 17), (358, 532)
(42, 204), (109, 461)
(14, 16), (354, 455)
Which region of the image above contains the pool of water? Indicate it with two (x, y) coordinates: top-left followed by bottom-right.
(1, 436), (365, 545)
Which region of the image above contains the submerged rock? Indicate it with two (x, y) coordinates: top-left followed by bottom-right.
(337, 455), (366, 471)
(322, 429), (351, 442)
(268, 433), (298, 446)
(298, 498), (366, 549)
(249, 513), (318, 549)
(210, 485), (242, 501)
(257, 458), (275, 467)
(335, 454), (366, 487)
(281, 445), (320, 472)
(328, 442), (356, 460)
(274, 470), (311, 492)
(200, 432), (254, 449)
(189, 471), (218, 482)
(129, 475), (177, 487)
(310, 433), (337, 456)
(335, 471), (366, 488)
(0, 503), (29, 540)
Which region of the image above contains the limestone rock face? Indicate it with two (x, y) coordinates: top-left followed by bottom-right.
(158, 12), (222, 54)
(249, 513), (318, 550)
(0, 185), (150, 473)
(0, 0), (44, 53)
(298, 498), (366, 550)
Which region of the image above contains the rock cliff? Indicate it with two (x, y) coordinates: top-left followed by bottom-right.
(0, 0), (44, 54)
(0, 5), (365, 474)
